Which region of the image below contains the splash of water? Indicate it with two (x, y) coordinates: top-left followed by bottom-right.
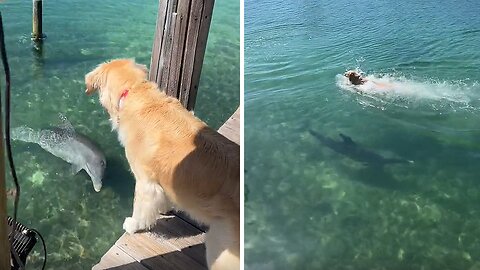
(336, 70), (480, 112)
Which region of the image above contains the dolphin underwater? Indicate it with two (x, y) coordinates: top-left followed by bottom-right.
(12, 114), (106, 192)
(308, 130), (413, 167)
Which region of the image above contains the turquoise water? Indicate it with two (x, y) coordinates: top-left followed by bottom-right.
(2, 0), (238, 268)
(245, 1), (480, 269)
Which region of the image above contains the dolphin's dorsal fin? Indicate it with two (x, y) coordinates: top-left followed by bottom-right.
(58, 113), (75, 135)
(339, 133), (356, 146)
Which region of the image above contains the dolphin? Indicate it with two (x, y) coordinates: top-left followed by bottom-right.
(12, 114), (106, 192)
(308, 130), (413, 167)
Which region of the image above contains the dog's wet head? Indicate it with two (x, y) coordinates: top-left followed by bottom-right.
(344, 70), (364, 85)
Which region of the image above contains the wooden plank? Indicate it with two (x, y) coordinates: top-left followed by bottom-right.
(160, 11), (177, 93)
(153, 246), (206, 270)
(177, 244), (206, 269)
(149, 217), (205, 254)
(93, 245), (149, 270)
(186, 0), (215, 110)
(157, 0), (177, 93)
(94, 215), (207, 270)
(148, 216), (207, 267)
(141, 246), (206, 270)
(178, 0), (204, 109)
(167, 0), (191, 98)
(115, 232), (178, 269)
(116, 232), (174, 261)
(218, 107), (240, 145)
(115, 215), (206, 270)
(149, 0), (169, 82)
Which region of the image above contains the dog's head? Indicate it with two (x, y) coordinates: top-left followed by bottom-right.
(344, 70), (364, 85)
(85, 59), (148, 116)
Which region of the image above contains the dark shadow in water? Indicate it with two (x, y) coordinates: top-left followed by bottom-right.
(352, 165), (408, 191)
(331, 161), (409, 191)
(32, 41), (45, 79)
(321, 126), (480, 215)
(308, 130), (412, 167)
(306, 129), (413, 191)
(372, 127), (480, 175)
(32, 41), (44, 58)
(103, 157), (135, 199)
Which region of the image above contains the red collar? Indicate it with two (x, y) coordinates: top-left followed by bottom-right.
(118, 89), (129, 109)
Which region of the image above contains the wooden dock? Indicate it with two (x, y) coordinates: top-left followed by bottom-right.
(93, 107), (240, 270)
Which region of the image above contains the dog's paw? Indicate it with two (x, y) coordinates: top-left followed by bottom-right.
(123, 217), (140, 234)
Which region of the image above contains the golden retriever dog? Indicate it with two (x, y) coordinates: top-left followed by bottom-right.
(85, 59), (240, 270)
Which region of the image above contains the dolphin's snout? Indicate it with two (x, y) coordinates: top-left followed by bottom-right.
(93, 182), (102, 192)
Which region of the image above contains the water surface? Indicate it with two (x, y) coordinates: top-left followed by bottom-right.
(245, 0), (480, 269)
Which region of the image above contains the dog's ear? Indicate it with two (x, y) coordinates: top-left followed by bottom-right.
(85, 70), (97, 95)
(85, 64), (106, 95)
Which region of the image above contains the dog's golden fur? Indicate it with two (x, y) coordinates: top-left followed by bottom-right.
(85, 59), (240, 269)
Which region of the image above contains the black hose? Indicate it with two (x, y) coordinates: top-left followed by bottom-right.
(0, 11), (47, 270)
(0, 11), (24, 270)
(31, 228), (47, 270)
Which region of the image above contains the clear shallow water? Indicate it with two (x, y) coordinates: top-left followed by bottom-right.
(2, 0), (238, 268)
(245, 0), (480, 269)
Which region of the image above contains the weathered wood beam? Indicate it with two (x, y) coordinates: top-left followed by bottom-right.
(149, 0), (215, 111)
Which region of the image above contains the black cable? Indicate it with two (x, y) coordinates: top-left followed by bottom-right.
(30, 228), (47, 270)
(0, 11), (47, 270)
(0, 11), (24, 270)
(0, 14), (18, 216)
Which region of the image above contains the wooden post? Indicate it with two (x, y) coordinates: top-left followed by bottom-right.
(149, 0), (215, 111)
(31, 0), (45, 42)
(0, 115), (10, 270)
